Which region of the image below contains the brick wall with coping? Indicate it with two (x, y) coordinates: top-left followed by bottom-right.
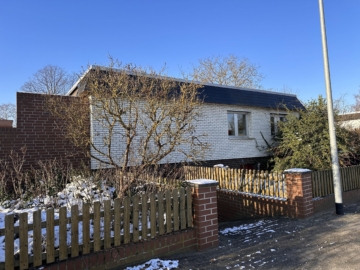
(0, 92), (89, 170)
(217, 191), (291, 221)
(313, 189), (360, 213)
(285, 170), (314, 218)
(217, 169), (315, 221)
(42, 231), (196, 270)
(190, 180), (219, 251)
(36, 180), (219, 270)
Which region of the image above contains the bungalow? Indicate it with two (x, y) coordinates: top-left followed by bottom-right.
(338, 112), (360, 130)
(67, 66), (304, 170)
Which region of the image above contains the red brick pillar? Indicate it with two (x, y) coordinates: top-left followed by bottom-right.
(285, 169), (314, 218)
(187, 180), (219, 251)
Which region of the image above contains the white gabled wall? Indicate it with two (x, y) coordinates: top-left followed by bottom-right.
(90, 102), (284, 169)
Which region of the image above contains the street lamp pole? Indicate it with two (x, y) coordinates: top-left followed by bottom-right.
(318, 0), (344, 215)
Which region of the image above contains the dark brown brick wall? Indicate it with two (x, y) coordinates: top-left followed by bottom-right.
(191, 183), (219, 251)
(217, 172), (314, 221)
(217, 190), (292, 221)
(313, 189), (360, 213)
(42, 230), (196, 270)
(0, 92), (89, 170)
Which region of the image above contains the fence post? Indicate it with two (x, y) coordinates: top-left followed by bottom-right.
(284, 168), (314, 218)
(187, 179), (219, 251)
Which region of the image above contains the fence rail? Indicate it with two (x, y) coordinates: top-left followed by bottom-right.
(1, 187), (193, 270)
(312, 165), (360, 197)
(184, 166), (286, 199)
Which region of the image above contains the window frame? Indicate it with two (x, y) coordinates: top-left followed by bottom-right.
(227, 111), (249, 137)
(270, 113), (287, 136)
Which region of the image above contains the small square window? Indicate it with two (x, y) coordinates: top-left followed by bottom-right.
(228, 112), (247, 136)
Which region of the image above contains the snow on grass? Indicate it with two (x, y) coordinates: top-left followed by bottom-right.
(0, 176), (143, 263)
(126, 258), (179, 270)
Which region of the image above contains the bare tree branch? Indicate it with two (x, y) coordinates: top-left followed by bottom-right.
(352, 87), (360, 112)
(46, 60), (210, 196)
(189, 54), (264, 89)
(20, 65), (77, 95)
(0, 103), (16, 126)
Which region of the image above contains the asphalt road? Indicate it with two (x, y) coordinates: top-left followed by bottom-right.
(168, 202), (360, 270)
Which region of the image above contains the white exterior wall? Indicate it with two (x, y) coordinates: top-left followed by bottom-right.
(340, 119), (360, 130)
(90, 102), (284, 169)
(196, 103), (276, 161)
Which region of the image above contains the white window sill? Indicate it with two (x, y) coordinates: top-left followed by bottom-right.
(228, 136), (255, 140)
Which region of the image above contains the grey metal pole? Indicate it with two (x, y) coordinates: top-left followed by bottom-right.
(318, 0), (344, 215)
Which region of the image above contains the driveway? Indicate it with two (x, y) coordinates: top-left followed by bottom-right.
(168, 202), (360, 269)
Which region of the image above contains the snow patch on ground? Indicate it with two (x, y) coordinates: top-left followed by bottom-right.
(126, 258), (179, 270)
(219, 220), (276, 235)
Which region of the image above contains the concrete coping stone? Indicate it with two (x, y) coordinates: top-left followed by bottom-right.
(284, 168), (311, 173)
(186, 179), (219, 188)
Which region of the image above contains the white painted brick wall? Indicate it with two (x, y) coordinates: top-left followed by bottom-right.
(195, 103), (277, 161)
(90, 102), (286, 169)
(340, 119), (360, 130)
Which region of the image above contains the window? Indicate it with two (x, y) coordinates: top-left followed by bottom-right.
(271, 114), (286, 135)
(228, 112), (247, 136)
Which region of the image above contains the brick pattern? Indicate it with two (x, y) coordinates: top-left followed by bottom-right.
(191, 183), (219, 251)
(0, 92), (89, 170)
(217, 171), (316, 221)
(285, 172), (314, 218)
(90, 102), (290, 169)
(217, 190), (291, 222)
(42, 230), (196, 270)
(313, 189), (360, 213)
(16, 179), (222, 269)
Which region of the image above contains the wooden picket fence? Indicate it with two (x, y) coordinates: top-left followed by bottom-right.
(312, 165), (360, 197)
(184, 166), (286, 199)
(1, 187), (193, 270)
(117, 171), (186, 189)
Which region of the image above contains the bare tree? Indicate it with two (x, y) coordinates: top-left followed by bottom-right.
(20, 65), (77, 95)
(352, 88), (360, 111)
(0, 103), (16, 126)
(333, 94), (352, 115)
(189, 54), (264, 88)
(47, 61), (209, 195)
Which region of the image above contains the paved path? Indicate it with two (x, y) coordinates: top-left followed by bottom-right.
(169, 203), (360, 269)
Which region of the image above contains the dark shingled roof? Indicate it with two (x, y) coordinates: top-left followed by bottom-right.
(198, 84), (304, 110)
(67, 66), (304, 110)
(338, 112), (360, 121)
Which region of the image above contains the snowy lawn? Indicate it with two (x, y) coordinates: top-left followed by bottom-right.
(0, 177), (130, 263)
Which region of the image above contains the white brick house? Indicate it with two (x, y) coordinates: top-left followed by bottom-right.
(195, 103), (286, 160)
(67, 67), (304, 169)
(338, 112), (360, 130)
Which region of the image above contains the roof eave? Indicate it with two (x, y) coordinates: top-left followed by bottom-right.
(66, 65), (94, 96)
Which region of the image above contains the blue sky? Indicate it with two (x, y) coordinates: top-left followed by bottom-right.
(1, 1), (359, 107)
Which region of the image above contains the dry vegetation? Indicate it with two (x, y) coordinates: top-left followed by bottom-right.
(1, 60), (209, 203)
(0, 147), (189, 207)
